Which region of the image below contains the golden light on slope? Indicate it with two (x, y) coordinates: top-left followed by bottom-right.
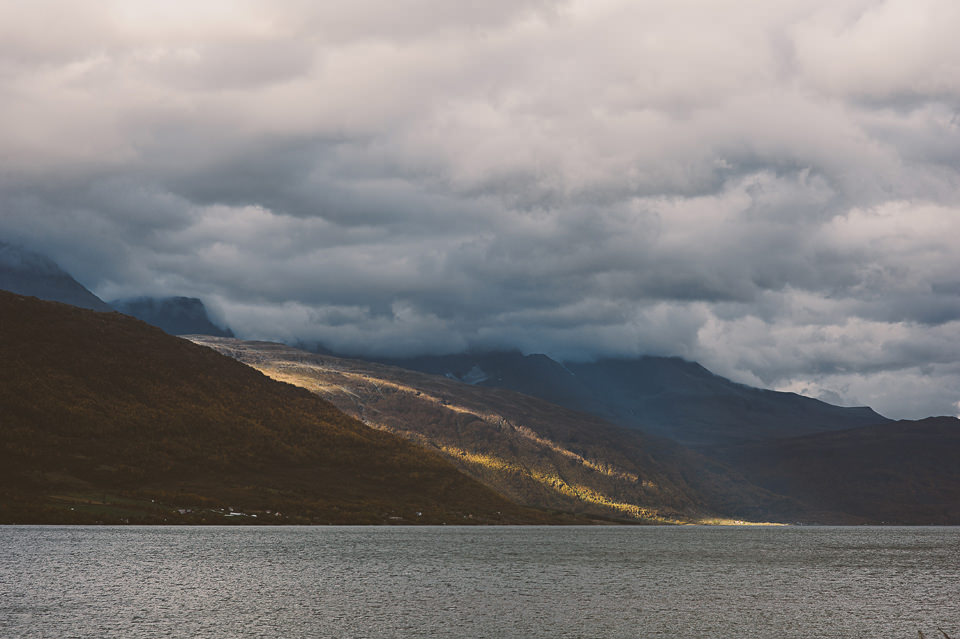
(189, 338), (783, 526)
(253, 362), (675, 521)
(261, 361), (647, 483)
(437, 445), (681, 524)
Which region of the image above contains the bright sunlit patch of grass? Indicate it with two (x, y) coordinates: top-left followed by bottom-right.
(695, 517), (787, 526)
(438, 445), (679, 524)
(240, 354), (781, 526)
(259, 362), (646, 485)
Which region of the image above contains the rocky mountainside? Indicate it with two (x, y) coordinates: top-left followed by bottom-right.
(111, 296), (233, 337)
(191, 337), (800, 524)
(0, 242), (112, 312)
(377, 351), (888, 447)
(0, 291), (568, 525)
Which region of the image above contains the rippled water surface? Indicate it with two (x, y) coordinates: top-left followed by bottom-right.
(1, 525), (957, 638)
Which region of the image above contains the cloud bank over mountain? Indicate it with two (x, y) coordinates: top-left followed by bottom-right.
(2, 0), (960, 418)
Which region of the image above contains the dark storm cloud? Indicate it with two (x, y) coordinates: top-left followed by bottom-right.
(2, 0), (960, 418)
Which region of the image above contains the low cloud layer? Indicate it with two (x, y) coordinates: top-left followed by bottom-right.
(2, 0), (960, 418)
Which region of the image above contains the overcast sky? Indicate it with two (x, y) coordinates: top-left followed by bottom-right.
(2, 0), (960, 419)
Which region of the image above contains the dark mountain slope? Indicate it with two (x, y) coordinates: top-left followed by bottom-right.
(379, 351), (888, 447)
(715, 417), (960, 524)
(0, 291), (566, 525)
(193, 337), (801, 524)
(111, 296), (233, 337)
(562, 358), (886, 447)
(0, 242), (112, 312)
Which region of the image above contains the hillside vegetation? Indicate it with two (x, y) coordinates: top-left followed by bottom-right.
(0, 291), (570, 525)
(191, 337), (796, 524)
(379, 351), (887, 447)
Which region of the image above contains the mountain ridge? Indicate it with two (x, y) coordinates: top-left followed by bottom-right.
(199, 337), (960, 524)
(190, 336), (811, 524)
(375, 350), (889, 447)
(0, 242), (887, 450)
(0, 242), (233, 337)
(0, 290), (571, 525)
(111, 296), (233, 337)
(0, 242), (113, 312)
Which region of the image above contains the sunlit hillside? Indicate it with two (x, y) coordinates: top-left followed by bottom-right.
(0, 291), (573, 525)
(191, 337), (795, 524)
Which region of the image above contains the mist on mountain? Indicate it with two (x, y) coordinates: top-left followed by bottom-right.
(0, 242), (112, 312)
(110, 296), (233, 337)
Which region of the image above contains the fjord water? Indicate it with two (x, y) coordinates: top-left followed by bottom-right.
(1, 526), (957, 638)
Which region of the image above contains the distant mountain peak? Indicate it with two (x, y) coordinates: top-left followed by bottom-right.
(0, 241), (113, 312)
(0, 241), (61, 274)
(110, 295), (233, 337)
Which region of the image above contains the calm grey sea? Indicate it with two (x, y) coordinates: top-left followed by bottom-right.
(1, 525), (957, 638)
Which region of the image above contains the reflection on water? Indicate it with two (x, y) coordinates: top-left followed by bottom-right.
(1, 525), (958, 638)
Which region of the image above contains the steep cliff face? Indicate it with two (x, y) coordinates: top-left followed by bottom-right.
(0, 242), (112, 312)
